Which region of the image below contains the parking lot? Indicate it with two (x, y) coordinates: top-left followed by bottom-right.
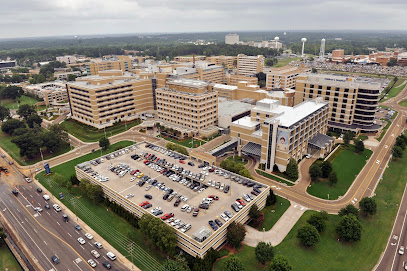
(83, 142), (265, 237)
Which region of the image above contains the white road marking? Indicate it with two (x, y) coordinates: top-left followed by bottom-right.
(17, 208), (20, 212)
(33, 228), (37, 233)
(73, 260), (84, 271)
(67, 232), (72, 237)
(118, 184), (139, 194)
(102, 256), (108, 261)
(44, 240), (48, 245)
(56, 222), (60, 226)
(30, 194), (33, 198)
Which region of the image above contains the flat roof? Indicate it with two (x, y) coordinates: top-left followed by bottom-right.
(213, 84), (238, 90)
(168, 78), (209, 88)
(272, 100), (327, 127)
(218, 100), (254, 117)
(231, 116), (259, 128)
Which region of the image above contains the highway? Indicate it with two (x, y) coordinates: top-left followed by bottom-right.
(0, 161), (127, 271)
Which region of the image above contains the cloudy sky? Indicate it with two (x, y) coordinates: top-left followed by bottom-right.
(1, 0), (406, 38)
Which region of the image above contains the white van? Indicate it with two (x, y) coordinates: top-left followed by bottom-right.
(106, 252), (116, 261)
(43, 194), (50, 200)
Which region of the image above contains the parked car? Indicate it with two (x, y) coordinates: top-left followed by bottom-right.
(77, 237), (86, 245)
(75, 224), (82, 231)
(208, 220), (218, 230)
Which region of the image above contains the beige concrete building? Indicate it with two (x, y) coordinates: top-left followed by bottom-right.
(176, 64), (225, 84)
(331, 49), (345, 63)
(237, 54), (264, 76)
(85, 58), (132, 75)
(225, 34), (239, 45)
(206, 56), (237, 69)
(226, 73), (258, 86)
(231, 98), (332, 171)
(295, 74), (381, 132)
(266, 65), (311, 90)
(24, 82), (68, 106)
(156, 78), (218, 138)
(173, 56), (206, 62)
(67, 75), (154, 128)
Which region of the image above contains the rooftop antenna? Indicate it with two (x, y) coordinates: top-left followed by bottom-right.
(301, 38), (307, 57)
(319, 38), (326, 61)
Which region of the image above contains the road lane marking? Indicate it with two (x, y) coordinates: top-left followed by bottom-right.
(68, 232), (72, 237)
(56, 222), (60, 226)
(391, 210), (407, 271)
(44, 241), (48, 245)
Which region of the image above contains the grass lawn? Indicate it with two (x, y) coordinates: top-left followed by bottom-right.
(356, 135), (368, 141)
(261, 196), (291, 231)
(158, 135), (205, 148)
(226, 156), (248, 165)
(273, 57), (302, 68)
(399, 99), (407, 108)
(0, 245), (23, 271)
(382, 79), (406, 100)
(0, 130), (71, 166)
(215, 146), (407, 271)
(35, 141), (166, 270)
(62, 119), (141, 142)
(255, 169), (295, 186)
(307, 145), (372, 200)
(0, 95), (41, 110)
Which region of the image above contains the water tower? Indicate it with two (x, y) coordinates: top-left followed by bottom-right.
(319, 38), (326, 61)
(301, 38), (307, 57)
(274, 37), (280, 49)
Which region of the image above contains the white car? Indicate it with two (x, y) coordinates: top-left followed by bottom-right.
(85, 233), (93, 240)
(25, 177), (32, 183)
(125, 193), (134, 199)
(220, 213), (229, 222)
(399, 246), (405, 255)
(181, 204), (189, 212)
(34, 207), (43, 212)
(145, 185), (152, 191)
(78, 237), (86, 245)
(91, 250), (100, 258)
(306, 154), (312, 159)
(42, 194), (50, 200)
(87, 259), (97, 268)
(151, 207), (161, 214)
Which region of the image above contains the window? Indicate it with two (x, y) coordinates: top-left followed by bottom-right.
(327, 86), (331, 90)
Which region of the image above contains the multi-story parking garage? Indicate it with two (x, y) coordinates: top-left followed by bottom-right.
(75, 142), (269, 257)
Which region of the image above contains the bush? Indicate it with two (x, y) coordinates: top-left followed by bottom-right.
(336, 214), (362, 243)
(355, 140), (365, 153)
(359, 197), (377, 216)
(285, 159), (298, 179)
(338, 204), (359, 219)
(227, 222), (246, 248)
(309, 164), (322, 181)
(166, 142), (189, 155)
(328, 171), (338, 186)
(255, 241), (274, 264)
(266, 190), (277, 206)
(321, 161), (332, 178)
(268, 255), (292, 271)
(306, 213), (326, 233)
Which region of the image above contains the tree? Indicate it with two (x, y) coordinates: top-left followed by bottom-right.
(0, 85), (23, 100)
(86, 184), (104, 204)
(338, 204), (359, 219)
(0, 106), (10, 122)
(359, 197), (377, 216)
(26, 114), (42, 128)
(226, 222), (246, 248)
(65, 180), (73, 192)
(395, 137), (406, 150)
(343, 132), (353, 145)
(387, 58), (398, 67)
(393, 146), (403, 158)
(307, 213), (326, 233)
(163, 257), (190, 271)
(17, 104), (36, 120)
(52, 173), (65, 185)
(311, 68), (318, 73)
(336, 214), (362, 242)
(249, 204), (261, 221)
(266, 189), (277, 206)
(255, 242), (274, 264)
(11, 131), (43, 158)
(42, 131), (62, 153)
(49, 123), (68, 142)
(265, 58), (275, 66)
(268, 255), (292, 271)
(79, 178), (90, 192)
(309, 164), (322, 182)
(328, 171), (338, 186)
(99, 137), (110, 150)
(1, 119), (25, 134)
(355, 140), (365, 153)
(285, 159), (298, 179)
(320, 161), (332, 178)
(225, 254), (245, 271)
(67, 74), (77, 81)
(0, 227), (7, 247)
(296, 224), (320, 247)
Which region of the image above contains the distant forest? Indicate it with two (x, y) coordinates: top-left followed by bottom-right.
(1, 31), (407, 66)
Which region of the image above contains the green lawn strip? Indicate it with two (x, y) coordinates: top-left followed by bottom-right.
(320, 70), (405, 80)
(356, 135), (368, 141)
(226, 156), (248, 165)
(0, 130), (71, 166)
(157, 135), (204, 148)
(273, 57), (302, 68)
(384, 80), (406, 100)
(274, 171), (297, 182)
(378, 117), (395, 142)
(307, 145), (372, 200)
(261, 196), (291, 231)
(62, 119), (141, 142)
(0, 95), (40, 110)
(215, 145), (407, 271)
(399, 100), (407, 108)
(255, 169), (294, 186)
(0, 245), (23, 271)
(35, 141), (167, 270)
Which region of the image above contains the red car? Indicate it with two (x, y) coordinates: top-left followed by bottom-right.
(209, 168), (215, 172)
(208, 195), (219, 200)
(139, 201), (150, 207)
(144, 160), (149, 164)
(179, 160), (186, 164)
(161, 213), (174, 220)
(236, 198), (246, 206)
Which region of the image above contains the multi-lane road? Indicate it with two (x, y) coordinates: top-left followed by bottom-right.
(0, 161), (126, 271)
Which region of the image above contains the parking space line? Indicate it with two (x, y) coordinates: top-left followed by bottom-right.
(118, 184), (139, 194)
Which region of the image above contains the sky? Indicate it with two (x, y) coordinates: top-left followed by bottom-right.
(1, 0), (407, 39)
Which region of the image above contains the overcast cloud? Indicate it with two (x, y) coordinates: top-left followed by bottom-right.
(1, 0), (406, 38)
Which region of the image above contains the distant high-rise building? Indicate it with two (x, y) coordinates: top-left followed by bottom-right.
(225, 34), (239, 45)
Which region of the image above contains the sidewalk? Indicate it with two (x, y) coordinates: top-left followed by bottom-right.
(243, 201), (307, 247)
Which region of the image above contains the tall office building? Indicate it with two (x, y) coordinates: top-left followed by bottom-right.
(225, 34), (239, 45)
(237, 54), (264, 76)
(156, 78), (218, 138)
(84, 57), (132, 75)
(295, 74), (381, 132)
(206, 56), (237, 69)
(66, 73), (154, 128)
